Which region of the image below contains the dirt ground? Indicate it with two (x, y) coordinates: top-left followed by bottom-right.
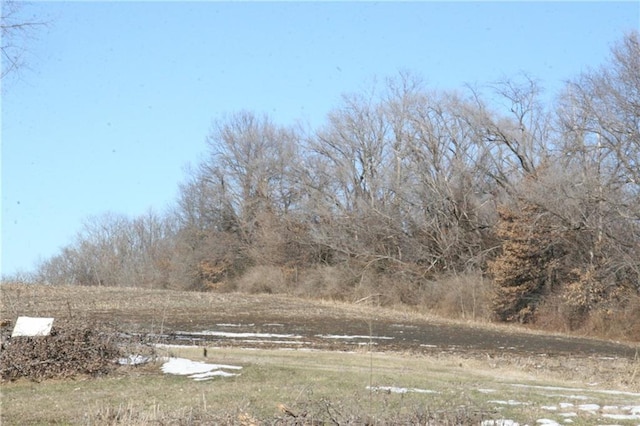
(2, 284), (637, 360)
(159, 315), (639, 359)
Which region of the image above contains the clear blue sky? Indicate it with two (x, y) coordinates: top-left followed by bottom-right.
(2, 1), (639, 278)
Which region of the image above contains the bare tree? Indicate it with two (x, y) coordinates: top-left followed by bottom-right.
(558, 31), (640, 212)
(1, 0), (46, 80)
(552, 31), (640, 300)
(168, 111), (310, 290)
(35, 211), (176, 288)
(462, 74), (553, 194)
(202, 111), (302, 235)
(305, 73), (498, 278)
(488, 33), (640, 323)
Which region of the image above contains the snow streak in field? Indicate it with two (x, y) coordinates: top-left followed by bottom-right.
(161, 357), (242, 381)
(316, 334), (393, 340)
(177, 330), (303, 339)
(367, 386), (439, 394)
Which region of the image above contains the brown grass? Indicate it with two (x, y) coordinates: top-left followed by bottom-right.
(3, 344), (638, 425)
(417, 272), (492, 322)
(1, 284), (639, 425)
(0, 282), (441, 332)
(534, 290), (640, 342)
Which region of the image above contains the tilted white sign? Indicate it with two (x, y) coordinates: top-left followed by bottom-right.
(11, 316), (54, 337)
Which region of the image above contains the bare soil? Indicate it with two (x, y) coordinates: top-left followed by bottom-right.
(2, 284), (637, 360)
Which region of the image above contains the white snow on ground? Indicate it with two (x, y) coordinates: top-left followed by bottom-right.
(118, 354), (154, 365)
(489, 400), (531, 406)
(547, 395), (590, 400)
(391, 324), (418, 328)
(602, 413), (640, 420)
(216, 323), (254, 327)
(536, 419), (560, 425)
(366, 386), (439, 394)
(578, 403), (600, 414)
(161, 357), (241, 381)
(179, 330), (303, 339)
(481, 386), (640, 426)
(189, 370), (238, 381)
(227, 339), (310, 345)
(317, 334), (393, 340)
(155, 343), (201, 349)
(627, 405), (640, 414)
(481, 420), (520, 426)
(513, 384), (640, 397)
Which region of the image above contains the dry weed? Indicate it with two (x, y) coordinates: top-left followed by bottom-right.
(0, 319), (121, 381)
(234, 265), (290, 294)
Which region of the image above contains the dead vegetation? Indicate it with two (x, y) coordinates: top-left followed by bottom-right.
(1, 283), (638, 425)
(87, 399), (489, 426)
(0, 319), (121, 382)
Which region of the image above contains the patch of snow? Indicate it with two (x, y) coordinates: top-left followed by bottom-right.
(317, 334), (393, 340)
(216, 323), (254, 327)
(578, 404), (600, 411)
(513, 384), (584, 392)
(594, 389), (640, 397)
(544, 394), (589, 400)
(496, 346), (517, 350)
(161, 357), (241, 381)
(190, 370), (238, 381)
(119, 355), (153, 365)
(541, 405), (558, 410)
(366, 386), (439, 394)
(233, 339), (310, 345)
(183, 330), (302, 339)
(161, 358), (241, 375)
(626, 406), (640, 415)
(602, 413), (640, 421)
(481, 420), (520, 426)
(537, 419), (560, 426)
(391, 324), (418, 329)
(578, 403), (600, 413)
(489, 400), (530, 406)
(513, 384), (640, 397)
(558, 412), (577, 417)
(559, 403), (575, 409)
(478, 388), (497, 394)
(420, 344), (438, 348)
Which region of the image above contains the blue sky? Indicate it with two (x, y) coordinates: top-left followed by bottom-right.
(1, 1), (639, 278)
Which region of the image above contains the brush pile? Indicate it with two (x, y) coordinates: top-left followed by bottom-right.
(0, 320), (121, 381)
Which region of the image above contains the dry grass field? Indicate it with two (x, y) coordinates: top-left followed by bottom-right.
(1, 284), (639, 425)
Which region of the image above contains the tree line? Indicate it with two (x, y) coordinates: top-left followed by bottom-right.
(29, 32), (640, 331)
